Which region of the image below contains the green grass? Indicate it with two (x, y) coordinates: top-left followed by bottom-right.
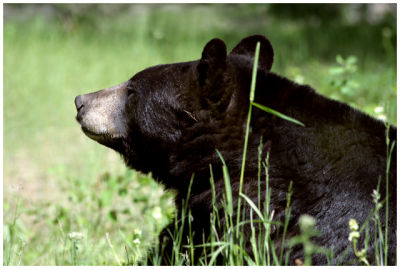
(3, 3), (396, 265)
(4, 170), (175, 265)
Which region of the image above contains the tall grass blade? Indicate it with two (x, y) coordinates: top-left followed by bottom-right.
(208, 164), (219, 261)
(237, 41), (260, 237)
(216, 150), (233, 217)
(239, 193), (266, 225)
(384, 123), (395, 265)
(279, 181), (293, 263)
(252, 102), (305, 127)
(249, 42), (260, 103)
(262, 154), (272, 264)
(257, 137), (263, 209)
(249, 209), (260, 265)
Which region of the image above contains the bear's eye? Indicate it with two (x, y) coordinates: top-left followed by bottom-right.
(126, 84), (135, 98)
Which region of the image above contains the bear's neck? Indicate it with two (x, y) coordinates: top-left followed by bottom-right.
(252, 72), (396, 198)
(166, 70), (395, 198)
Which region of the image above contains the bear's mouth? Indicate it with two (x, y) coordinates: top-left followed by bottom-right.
(81, 126), (125, 152)
(80, 126), (125, 145)
(81, 126), (109, 141)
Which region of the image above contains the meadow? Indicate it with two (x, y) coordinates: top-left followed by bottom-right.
(3, 4), (396, 265)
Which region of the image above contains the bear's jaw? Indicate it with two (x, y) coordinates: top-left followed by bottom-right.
(80, 125), (125, 151)
(80, 125), (118, 141)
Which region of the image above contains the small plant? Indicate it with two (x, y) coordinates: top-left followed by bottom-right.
(3, 222), (27, 266)
(288, 215), (332, 266)
(3, 196), (27, 266)
(345, 123), (396, 266)
(384, 122), (396, 265)
(373, 105), (387, 121)
(329, 54), (359, 102)
(370, 183), (385, 266)
(68, 231), (84, 265)
(348, 219), (369, 265)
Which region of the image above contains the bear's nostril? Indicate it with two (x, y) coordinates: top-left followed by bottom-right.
(74, 95), (84, 111)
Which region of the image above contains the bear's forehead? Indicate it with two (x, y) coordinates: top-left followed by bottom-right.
(131, 61), (197, 81)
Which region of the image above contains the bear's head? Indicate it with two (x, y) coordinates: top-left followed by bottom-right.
(75, 35), (274, 187)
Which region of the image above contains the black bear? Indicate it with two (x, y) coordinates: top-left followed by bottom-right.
(75, 35), (396, 265)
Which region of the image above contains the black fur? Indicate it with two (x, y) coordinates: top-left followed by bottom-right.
(95, 35), (397, 265)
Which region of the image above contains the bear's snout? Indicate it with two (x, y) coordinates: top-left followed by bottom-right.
(74, 95), (84, 112)
(75, 81), (129, 143)
(74, 94), (88, 124)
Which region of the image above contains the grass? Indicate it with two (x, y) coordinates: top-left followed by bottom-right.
(4, 170), (175, 265)
(3, 3), (396, 265)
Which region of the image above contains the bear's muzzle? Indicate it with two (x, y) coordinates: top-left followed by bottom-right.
(75, 81), (129, 143)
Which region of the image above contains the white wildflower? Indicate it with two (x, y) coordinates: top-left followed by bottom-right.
(348, 231), (360, 242)
(152, 206), (162, 220)
(371, 189), (381, 204)
(377, 114), (387, 121)
(299, 214), (316, 231)
(68, 232), (83, 240)
(294, 75), (304, 84)
(349, 218), (359, 231)
(374, 106), (384, 113)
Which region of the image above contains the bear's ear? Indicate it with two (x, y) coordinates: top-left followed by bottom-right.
(197, 38), (227, 86)
(230, 35), (274, 71)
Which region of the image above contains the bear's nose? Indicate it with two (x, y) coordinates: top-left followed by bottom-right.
(75, 95), (84, 111)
